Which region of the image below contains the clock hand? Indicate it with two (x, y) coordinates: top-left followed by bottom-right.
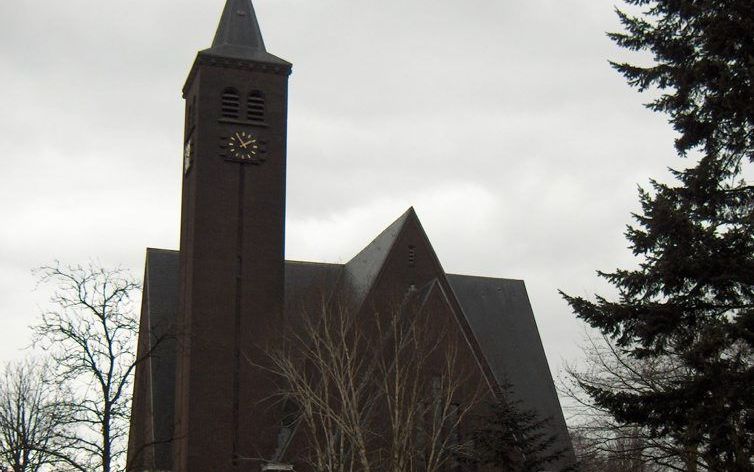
(235, 133), (247, 149)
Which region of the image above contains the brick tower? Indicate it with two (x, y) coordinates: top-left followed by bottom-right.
(173, 1), (292, 470)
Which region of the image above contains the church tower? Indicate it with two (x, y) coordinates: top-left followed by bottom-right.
(126, 2), (577, 471)
(173, 1), (292, 471)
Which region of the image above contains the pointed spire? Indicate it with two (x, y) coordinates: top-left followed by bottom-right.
(212, 0), (266, 52)
(201, 0), (290, 66)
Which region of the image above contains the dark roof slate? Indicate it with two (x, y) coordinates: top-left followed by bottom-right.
(342, 208), (414, 309)
(284, 260), (343, 316)
(140, 248), (180, 470)
(446, 273), (576, 465)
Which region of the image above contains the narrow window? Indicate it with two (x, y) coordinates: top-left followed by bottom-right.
(187, 96), (197, 130)
(247, 90), (265, 122)
(186, 102), (193, 130)
(408, 245), (416, 267)
(191, 96), (197, 126)
(221, 88), (241, 119)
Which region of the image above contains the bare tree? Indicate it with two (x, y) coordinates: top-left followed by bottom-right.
(32, 262), (140, 472)
(561, 332), (705, 472)
(0, 359), (81, 472)
(260, 298), (485, 472)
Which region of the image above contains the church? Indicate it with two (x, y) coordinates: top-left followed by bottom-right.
(126, 1), (574, 471)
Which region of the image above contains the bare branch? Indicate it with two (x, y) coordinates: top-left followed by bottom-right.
(259, 296), (484, 472)
(30, 262), (141, 472)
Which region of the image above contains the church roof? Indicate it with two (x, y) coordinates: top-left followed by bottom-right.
(446, 273), (573, 458)
(133, 209), (575, 468)
(200, 0), (290, 66)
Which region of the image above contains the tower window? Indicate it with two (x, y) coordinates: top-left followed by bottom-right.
(408, 245), (416, 267)
(221, 88), (241, 119)
(247, 91), (265, 122)
(187, 96), (197, 131)
(186, 103), (193, 130)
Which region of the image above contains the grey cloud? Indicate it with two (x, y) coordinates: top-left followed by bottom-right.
(0, 0), (681, 390)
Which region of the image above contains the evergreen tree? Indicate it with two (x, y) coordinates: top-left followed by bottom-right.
(562, 1), (754, 470)
(472, 384), (574, 472)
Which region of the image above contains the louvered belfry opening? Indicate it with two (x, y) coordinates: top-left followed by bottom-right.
(221, 88), (241, 119)
(247, 91), (265, 122)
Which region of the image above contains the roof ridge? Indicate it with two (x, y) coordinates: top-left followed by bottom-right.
(285, 259), (344, 267)
(446, 272), (524, 283)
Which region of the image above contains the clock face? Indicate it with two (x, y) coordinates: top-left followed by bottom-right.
(226, 130), (266, 164)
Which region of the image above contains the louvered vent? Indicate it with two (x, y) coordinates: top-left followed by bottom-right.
(221, 88), (240, 119)
(247, 91), (265, 122)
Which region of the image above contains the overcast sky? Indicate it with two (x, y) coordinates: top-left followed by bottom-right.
(0, 0), (680, 399)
